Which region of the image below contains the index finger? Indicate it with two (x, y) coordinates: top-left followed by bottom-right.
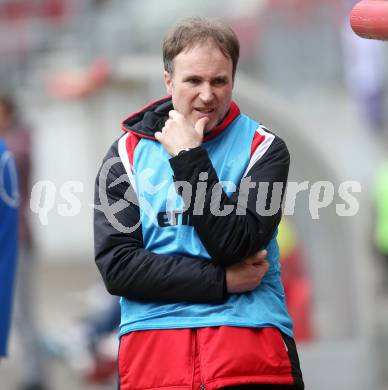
(243, 250), (267, 264)
(244, 257), (268, 266)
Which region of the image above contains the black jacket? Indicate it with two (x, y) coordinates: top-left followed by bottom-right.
(94, 97), (290, 303)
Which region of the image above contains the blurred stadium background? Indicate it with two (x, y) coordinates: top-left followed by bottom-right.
(1, 1), (388, 389)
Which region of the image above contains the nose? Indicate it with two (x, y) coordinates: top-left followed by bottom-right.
(199, 83), (214, 104)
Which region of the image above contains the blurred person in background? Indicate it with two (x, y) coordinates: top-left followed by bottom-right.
(44, 287), (120, 385)
(0, 96), (48, 390)
(0, 139), (18, 361)
(341, 0), (386, 134)
(373, 159), (388, 287)
(94, 17), (304, 390)
(341, 0), (388, 291)
(277, 218), (313, 342)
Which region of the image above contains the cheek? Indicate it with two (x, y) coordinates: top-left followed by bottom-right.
(178, 90), (196, 107)
(220, 90), (233, 107)
(172, 92), (190, 115)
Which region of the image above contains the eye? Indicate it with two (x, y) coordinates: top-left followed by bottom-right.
(186, 77), (201, 85)
(212, 78), (228, 86)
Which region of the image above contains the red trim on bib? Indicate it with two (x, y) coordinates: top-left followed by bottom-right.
(125, 132), (140, 170)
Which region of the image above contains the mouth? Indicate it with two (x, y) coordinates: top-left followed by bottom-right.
(194, 107), (215, 116)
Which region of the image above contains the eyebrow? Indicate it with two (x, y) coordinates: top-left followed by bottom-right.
(182, 75), (230, 82)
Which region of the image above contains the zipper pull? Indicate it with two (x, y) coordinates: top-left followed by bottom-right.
(200, 385), (206, 390)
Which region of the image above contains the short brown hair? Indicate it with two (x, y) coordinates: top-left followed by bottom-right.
(163, 17), (240, 79)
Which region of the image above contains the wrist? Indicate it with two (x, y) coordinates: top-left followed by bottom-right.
(172, 145), (200, 157)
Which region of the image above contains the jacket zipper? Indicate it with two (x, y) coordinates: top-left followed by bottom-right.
(196, 329), (206, 390)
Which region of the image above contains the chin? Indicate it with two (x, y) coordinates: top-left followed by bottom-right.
(204, 122), (217, 134)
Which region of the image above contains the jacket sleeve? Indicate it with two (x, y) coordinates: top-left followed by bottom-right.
(169, 132), (290, 267)
(94, 141), (226, 303)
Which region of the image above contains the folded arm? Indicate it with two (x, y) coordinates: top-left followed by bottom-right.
(169, 133), (290, 267)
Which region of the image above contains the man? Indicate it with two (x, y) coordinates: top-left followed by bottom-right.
(94, 17), (304, 390)
(0, 139), (18, 360)
(0, 95), (47, 390)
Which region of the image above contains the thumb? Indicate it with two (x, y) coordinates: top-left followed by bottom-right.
(194, 117), (209, 137)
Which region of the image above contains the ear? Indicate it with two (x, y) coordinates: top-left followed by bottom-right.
(164, 70), (173, 95)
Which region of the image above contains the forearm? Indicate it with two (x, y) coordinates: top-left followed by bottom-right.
(169, 137), (289, 266)
(95, 239), (226, 303)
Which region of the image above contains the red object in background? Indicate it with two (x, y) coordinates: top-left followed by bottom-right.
(85, 356), (117, 385)
(48, 58), (111, 99)
(0, 0), (66, 22)
(281, 247), (313, 342)
(350, 0), (388, 40)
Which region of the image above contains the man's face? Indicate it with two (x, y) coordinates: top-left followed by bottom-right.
(164, 40), (234, 132)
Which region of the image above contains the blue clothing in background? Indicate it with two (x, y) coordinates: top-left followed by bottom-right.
(0, 139), (19, 357)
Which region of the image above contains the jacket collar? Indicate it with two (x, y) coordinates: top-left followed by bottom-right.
(122, 96), (240, 142)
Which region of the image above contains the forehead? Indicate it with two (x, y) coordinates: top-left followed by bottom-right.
(172, 41), (232, 77)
